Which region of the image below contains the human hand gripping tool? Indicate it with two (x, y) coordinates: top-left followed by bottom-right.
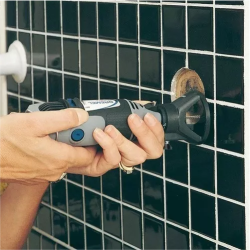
(26, 90), (210, 146)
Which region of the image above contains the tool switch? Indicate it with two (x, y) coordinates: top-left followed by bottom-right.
(71, 129), (84, 142)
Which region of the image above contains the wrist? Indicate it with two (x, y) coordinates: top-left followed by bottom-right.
(6, 182), (49, 196)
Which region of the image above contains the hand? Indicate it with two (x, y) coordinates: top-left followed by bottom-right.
(67, 104), (164, 177)
(0, 109), (96, 184)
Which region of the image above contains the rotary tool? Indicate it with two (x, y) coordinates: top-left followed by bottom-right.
(26, 68), (210, 146)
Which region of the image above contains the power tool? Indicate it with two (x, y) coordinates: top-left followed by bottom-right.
(26, 68), (211, 146)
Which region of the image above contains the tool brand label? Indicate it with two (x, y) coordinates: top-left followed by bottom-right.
(81, 100), (120, 111)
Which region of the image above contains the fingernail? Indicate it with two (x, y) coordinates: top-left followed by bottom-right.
(130, 114), (143, 127)
(106, 125), (117, 139)
(94, 128), (105, 140)
(75, 109), (88, 124)
(145, 113), (157, 126)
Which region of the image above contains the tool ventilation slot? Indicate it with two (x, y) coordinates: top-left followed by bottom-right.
(128, 100), (140, 110)
(128, 100), (136, 110)
(39, 101), (67, 111)
(134, 102), (140, 109)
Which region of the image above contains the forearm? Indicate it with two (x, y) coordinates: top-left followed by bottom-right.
(0, 182), (49, 249)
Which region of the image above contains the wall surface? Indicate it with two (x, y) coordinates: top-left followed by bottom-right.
(4, 0), (248, 249)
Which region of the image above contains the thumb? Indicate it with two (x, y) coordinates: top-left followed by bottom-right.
(29, 108), (88, 135)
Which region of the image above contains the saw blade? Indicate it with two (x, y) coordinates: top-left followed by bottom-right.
(171, 68), (205, 124)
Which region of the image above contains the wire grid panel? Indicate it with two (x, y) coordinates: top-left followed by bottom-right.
(5, 0), (246, 249)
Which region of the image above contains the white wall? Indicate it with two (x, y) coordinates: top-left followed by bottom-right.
(0, 0), (7, 117)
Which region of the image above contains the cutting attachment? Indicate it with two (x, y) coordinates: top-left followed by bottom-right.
(171, 68), (205, 124)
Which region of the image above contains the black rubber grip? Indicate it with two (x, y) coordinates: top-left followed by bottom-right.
(88, 99), (132, 139)
(39, 101), (67, 111)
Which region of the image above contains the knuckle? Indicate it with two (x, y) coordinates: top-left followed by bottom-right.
(116, 135), (125, 147)
(108, 140), (117, 150)
(112, 155), (121, 167)
(26, 117), (40, 131)
(108, 153), (121, 167)
(91, 167), (108, 177)
(26, 115), (44, 134)
(49, 175), (60, 182)
(65, 109), (80, 126)
(137, 153), (147, 164)
(62, 150), (74, 167)
(96, 169), (109, 176)
(90, 170), (101, 177)
(91, 173), (101, 177)
(46, 173), (59, 182)
(48, 159), (67, 174)
(160, 133), (165, 144)
(46, 166), (66, 182)
(152, 147), (163, 159)
(94, 168), (105, 177)
(142, 152), (148, 162)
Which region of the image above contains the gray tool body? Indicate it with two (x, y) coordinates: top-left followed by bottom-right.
(26, 90), (211, 146)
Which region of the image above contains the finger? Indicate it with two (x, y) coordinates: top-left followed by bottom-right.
(67, 152), (102, 176)
(53, 141), (97, 169)
(92, 128), (121, 173)
(65, 146), (98, 174)
(144, 113), (165, 147)
(27, 137), (96, 180)
(28, 108), (88, 135)
(73, 131), (120, 177)
(36, 137), (97, 179)
(105, 125), (147, 166)
(128, 114), (163, 159)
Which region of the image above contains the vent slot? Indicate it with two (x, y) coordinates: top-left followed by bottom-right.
(135, 103), (139, 109)
(128, 100), (136, 110)
(129, 101), (139, 109)
(39, 102), (66, 111)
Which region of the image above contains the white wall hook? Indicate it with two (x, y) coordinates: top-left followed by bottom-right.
(0, 40), (27, 84)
